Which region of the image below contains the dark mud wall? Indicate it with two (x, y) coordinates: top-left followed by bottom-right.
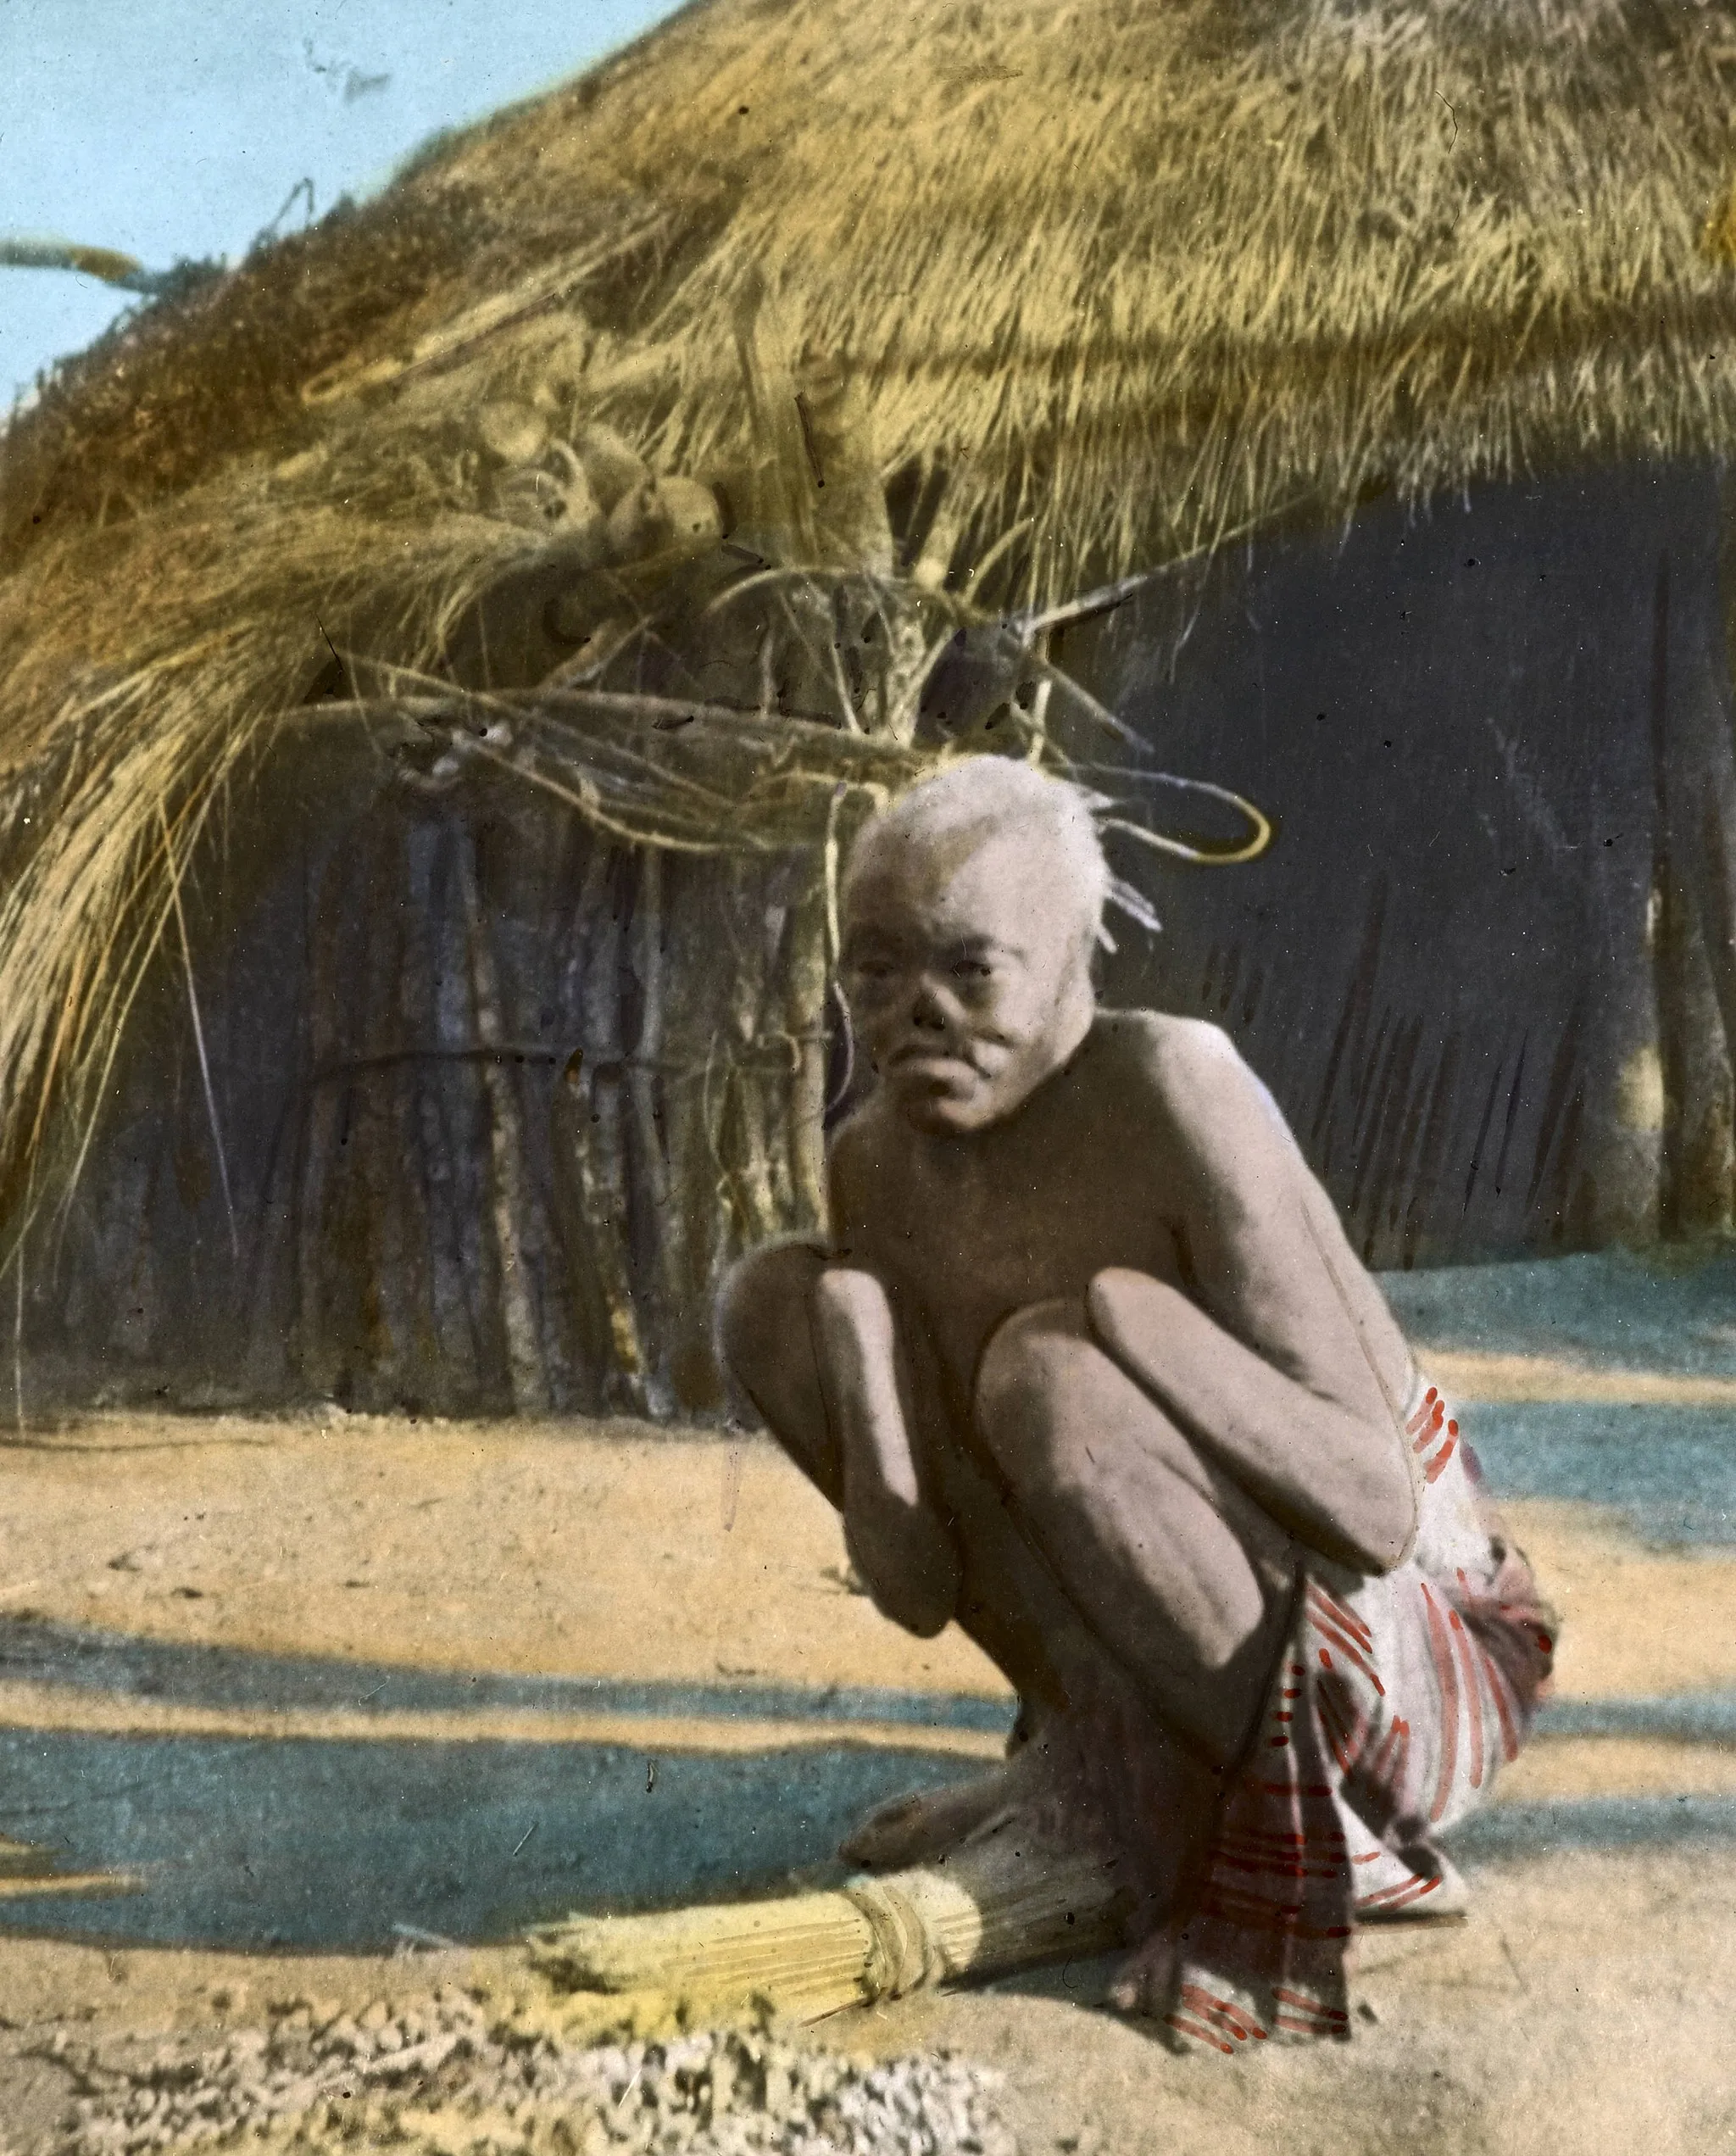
(1057, 457), (1736, 1267)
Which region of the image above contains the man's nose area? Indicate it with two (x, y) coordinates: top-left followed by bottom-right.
(909, 972), (953, 1029)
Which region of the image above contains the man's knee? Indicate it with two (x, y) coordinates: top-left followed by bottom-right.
(974, 1298), (1099, 1491)
(715, 1238), (824, 1393)
(975, 1291), (1205, 1501)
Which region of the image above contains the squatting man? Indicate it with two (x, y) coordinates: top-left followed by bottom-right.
(718, 756), (1550, 2027)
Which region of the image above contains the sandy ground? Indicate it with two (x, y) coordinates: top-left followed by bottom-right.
(2, 1401), (1734, 2152)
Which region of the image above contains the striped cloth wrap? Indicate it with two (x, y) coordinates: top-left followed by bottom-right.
(1163, 1379), (1556, 2053)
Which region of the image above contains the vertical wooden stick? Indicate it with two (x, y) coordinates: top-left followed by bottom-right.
(629, 850), (693, 1413)
(458, 831), (552, 1416)
(786, 886), (830, 1230)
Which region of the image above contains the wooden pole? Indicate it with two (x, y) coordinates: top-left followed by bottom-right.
(457, 832), (553, 1414)
(1650, 549), (1736, 1236)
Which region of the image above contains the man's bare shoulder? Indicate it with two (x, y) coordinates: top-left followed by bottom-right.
(825, 1089), (907, 1223)
(1101, 1009), (1252, 1110)
(1100, 1010), (1294, 1179)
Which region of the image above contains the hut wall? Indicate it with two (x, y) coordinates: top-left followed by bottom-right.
(1060, 456), (1736, 1266)
(17, 738), (826, 1420)
(19, 457), (1736, 1415)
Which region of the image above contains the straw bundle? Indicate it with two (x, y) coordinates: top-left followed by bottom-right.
(524, 1840), (1132, 2036)
(0, 1833), (140, 1901)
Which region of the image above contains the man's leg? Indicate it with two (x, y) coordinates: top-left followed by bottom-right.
(718, 1244), (1128, 1719)
(715, 1238), (841, 1504)
(717, 1247), (1199, 1869)
(974, 1294), (1299, 1769)
(717, 1242), (1054, 1863)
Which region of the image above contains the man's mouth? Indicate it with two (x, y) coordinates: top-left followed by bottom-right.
(887, 1043), (976, 1074)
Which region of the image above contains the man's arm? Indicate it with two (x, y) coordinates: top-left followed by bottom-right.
(818, 1123), (963, 1637)
(1088, 1021), (1419, 1574)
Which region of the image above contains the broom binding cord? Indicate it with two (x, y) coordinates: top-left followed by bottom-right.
(843, 1875), (941, 2000)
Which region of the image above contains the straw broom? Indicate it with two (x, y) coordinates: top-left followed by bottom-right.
(522, 1836), (1133, 2037)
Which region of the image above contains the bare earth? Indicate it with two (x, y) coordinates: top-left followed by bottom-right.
(2, 1395), (1733, 2153)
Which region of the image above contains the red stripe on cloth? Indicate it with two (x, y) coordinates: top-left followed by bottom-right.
(1423, 1434), (1460, 1484)
(1213, 1853), (1315, 1882)
(1167, 2012), (1237, 2053)
(1177, 1984), (1264, 2042)
(1274, 1985), (1344, 2013)
(1308, 1582), (1374, 1649)
(1365, 1716), (1403, 1789)
(1482, 1643), (1524, 1763)
(1421, 1582), (1461, 1823)
(1315, 1686), (1360, 1747)
(1267, 2000), (1345, 2035)
(1316, 1666), (1363, 1735)
(1199, 1897), (1353, 1942)
(1307, 1590), (1377, 1660)
(1317, 1710), (1359, 1776)
(1359, 1713), (1414, 1817)
(1212, 1848), (1314, 1870)
(1357, 1873), (1441, 1913)
(1309, 1605), (1376, 1663)
(1450, 1607), (1486, 1790)
(1201, 1887), (1303, 1924)
(1309, 1613), (1386, 1695)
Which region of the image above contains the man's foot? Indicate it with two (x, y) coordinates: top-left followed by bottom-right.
(838, 1769), (1019, 1870)
(841, 1703), (1122, 1872)
(841, 1694), (1208, 1902)
(1104, 1922), (1183, 2017)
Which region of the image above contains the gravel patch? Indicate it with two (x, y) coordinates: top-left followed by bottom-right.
(24, 1987), (1018, 2154)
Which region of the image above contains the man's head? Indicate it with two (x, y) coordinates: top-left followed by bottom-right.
(840, 757), (1108, 1134)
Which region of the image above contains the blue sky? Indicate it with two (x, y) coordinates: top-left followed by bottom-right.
(0, 0), (684, 406)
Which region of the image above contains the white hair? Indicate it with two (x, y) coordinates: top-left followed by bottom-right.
(843, 756), (1110, 940)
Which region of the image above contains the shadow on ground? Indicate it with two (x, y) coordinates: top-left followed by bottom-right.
(3, 1708), (1733, 1956)
(0, 1728), (971, 1951)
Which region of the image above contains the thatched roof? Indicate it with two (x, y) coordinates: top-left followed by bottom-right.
(3, 0), (1736, 1238)
(10, 0), (1736, 581)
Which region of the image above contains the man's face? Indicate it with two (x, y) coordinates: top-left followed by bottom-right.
(840, 827), (1094, 1134)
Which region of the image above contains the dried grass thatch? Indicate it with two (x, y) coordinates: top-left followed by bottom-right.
(3, 0), (1733, 1385)
(11, 0), (1736, 577)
